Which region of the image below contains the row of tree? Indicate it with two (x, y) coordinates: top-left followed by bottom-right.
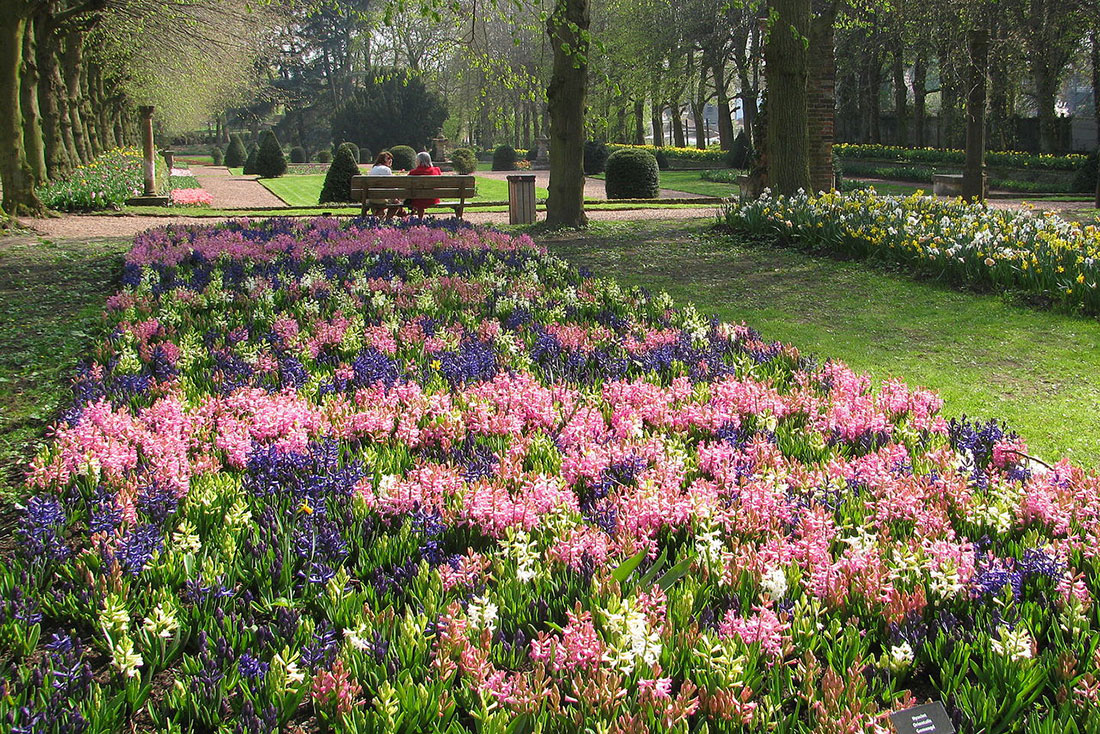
(0, 0), (277, 218)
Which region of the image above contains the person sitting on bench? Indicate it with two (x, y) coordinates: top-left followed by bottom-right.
(368, 151), (404, 219)
(406, 151), (442, 218)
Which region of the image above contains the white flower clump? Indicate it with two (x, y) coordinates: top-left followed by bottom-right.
(881, 641), (914, 672)
(602, 600), (662, 675)
(500, 529), (540, 583)
(760, 566), (789, 602)
(467, 594), (498, 635)
(992, 625), (1035, 661)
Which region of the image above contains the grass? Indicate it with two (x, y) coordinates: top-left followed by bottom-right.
(257, 173), (549, 207)
(543, 219), (1100, 467)
(0, 233), (129, 496)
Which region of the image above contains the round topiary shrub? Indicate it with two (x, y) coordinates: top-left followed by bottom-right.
(654, 148), (670, 171)
(316, 150), (332, 164)
(289, 146), (307, 164)
(583, 141), (608, 175)
(320, 143), (361, 203)
(451, 147), (477, 175)
(338, 142), (360, 163)
(256, 131), (288, 178)
(224, 134), (247, 168)
(526, 147), (538, 162)
(492, 145), (517, 171)
(389, 145), (417, 171)
(605, 148), (660, 199)
(242, 144), (259, 175)
(211, 146), (224, 166)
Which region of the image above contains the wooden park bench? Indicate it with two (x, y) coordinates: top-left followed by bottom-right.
(350, 175), (477, 218)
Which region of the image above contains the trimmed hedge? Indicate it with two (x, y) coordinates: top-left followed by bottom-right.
(492, 145), (517, 171)
(339, 142), (360, 163)
(389, 145), (417, 171)
(607, 143), (727, 165)
(451, 148), (477, 175)
(605, 148), (660, 199)
(211, 146), (224, 166)
(289, 146), (307, 164)
(834, 143), (1088, 172)
(316, 150), (332, 164)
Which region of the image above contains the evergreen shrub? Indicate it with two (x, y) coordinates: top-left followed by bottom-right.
(584, 141), (608, 175)
(224, 134), (247, 168)
(316, 150), (332, 164)
(256, 131), (288, 178)
(242, 144), (259, 175)
(289, 146), (307, 164)
(389, 145), (417, 170)
(451, 148), (477, 175)
(319, 143), (361, 203)
(211, 146), (224, 166)
(605, 148), (660, 199)
(492, 145), (517, 171)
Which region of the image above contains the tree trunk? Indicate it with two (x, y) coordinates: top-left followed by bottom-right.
(692, 58), (709, 148)
(21, 15), (46, 186)
(913, 52), (927, 147)
(892, 46), (907, 146)
(963, 29), (988, 202)
(0, 7), (45, 216)
(766, 0), (812, 195)
(671, 103), (686, 148)
(713, 61), (735, 150)
(62, 32), (88, 162)
(545, 0), (589, 228)
(37, 18), (69, 178)
(865, 53), (882, 144)
(1034, 63), (1058, 153)
(633, 98), (645, 144)
(650, 101), (664, 147)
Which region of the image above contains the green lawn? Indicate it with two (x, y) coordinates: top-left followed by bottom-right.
(543, 220), (1100, 467)
(258, 173), (548, 207)
(0, 234), (129, 495)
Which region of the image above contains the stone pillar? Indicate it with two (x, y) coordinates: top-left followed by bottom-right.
(534, 135), (550, 169)
(807, 5), (837, 194)
(432, 136), (449, 163)
(140, 105), (156, 195)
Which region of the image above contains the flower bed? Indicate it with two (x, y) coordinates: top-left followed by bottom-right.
(4, 218), (1100, 732)
(608, 143), (728, 165)
(726, 190), (1100, 314)
(37, 148), (150, 212)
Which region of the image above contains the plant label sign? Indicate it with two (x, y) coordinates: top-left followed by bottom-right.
(888, 702), (955, 734)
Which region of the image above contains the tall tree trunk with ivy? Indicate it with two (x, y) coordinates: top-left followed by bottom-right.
(545, 0), (589, 228)
(963, 28), (988, 202)
(21, 16), (47, 186)
(0, 2), (46, 216)
(765, 0), (812, 195)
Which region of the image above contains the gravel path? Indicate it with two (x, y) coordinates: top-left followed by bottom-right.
(192, 166), (286, 208)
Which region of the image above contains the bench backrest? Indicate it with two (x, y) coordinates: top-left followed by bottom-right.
(350, 175), (477, 200)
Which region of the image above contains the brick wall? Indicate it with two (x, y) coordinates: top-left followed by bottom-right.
(808, 18), (836, 193)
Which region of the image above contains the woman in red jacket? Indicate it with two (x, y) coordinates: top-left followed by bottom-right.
(406, 151), (442, 218)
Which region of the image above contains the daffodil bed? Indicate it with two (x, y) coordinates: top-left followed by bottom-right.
(725, 190), (1100, 315)
(4, 218), (1100, 734)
